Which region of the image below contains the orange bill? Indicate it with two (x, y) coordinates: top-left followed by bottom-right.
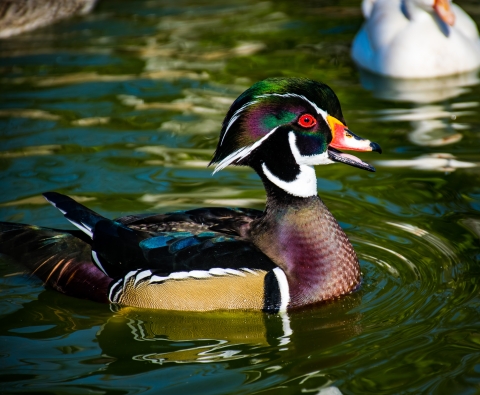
(434, 0), (455, 26)
(326, 115), (382, 172)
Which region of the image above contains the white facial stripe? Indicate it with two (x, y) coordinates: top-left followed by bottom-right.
(220, 100), (259, 146)
(256, 93), (328, 120)
(220, 92), (328, 148)
(213, 126), (279, 174)
(288, 132), (333, 166)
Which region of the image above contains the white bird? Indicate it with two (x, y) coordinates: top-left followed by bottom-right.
(351, 0), (480, 78)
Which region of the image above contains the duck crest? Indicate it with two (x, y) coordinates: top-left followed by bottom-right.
(0, 77), (380, 312)
(211, 78), (345, 171)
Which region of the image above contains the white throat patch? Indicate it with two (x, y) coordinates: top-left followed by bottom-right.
(261, 132), (333, 198)
(262, 162), (318, 197)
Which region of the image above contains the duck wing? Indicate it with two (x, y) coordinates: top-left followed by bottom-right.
(40, 192), (272, 276)
(1, 192), (283, 311)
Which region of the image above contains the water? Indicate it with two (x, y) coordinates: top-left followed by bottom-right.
(1, 0), (480, 393)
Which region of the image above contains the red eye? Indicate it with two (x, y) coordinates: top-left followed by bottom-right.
(298, 114), (317, 128)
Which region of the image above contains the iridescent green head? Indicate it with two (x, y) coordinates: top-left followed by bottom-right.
(209, 77), (381, 198)
(210, 77), (346, 169)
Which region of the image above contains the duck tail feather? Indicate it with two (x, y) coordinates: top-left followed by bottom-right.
(43, 192), (104, 238)
(0, 222), (112, 303)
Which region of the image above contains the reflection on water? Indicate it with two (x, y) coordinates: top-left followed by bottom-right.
(96, 297), (362, 366)
(359, 69), (480, 104)
(358, 69), (480, 168)
(0, 284), (361, 392)
(101, 308), (289, 364)
(376, 153), (477, 172)
(1, 0), (480, 394)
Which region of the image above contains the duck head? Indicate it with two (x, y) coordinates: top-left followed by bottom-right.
(404, 0), (455, 26)
(210, 77), (381, 198)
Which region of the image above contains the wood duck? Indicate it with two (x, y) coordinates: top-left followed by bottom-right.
(0, 77), (381, 313)
(352, 0), (480, 78)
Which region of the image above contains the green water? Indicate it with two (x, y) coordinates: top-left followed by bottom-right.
(1, 0), (480, 393)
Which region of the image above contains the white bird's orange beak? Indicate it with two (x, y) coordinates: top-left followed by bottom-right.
(434, 0), (455, 26)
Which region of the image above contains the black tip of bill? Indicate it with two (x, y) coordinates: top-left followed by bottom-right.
(370, 141), (382, 154)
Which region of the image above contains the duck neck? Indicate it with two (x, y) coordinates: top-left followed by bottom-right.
(248, 177), (361, 308)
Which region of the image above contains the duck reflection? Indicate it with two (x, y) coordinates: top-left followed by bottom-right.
(97, 295), (362, 367)
(0, 284), (362, 370)
(357, 69), (479, 170)
(98, 308), (284, 365)
(358, 69), (480, 104)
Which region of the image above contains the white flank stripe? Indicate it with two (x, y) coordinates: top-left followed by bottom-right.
(108, 279), (123, 302)
(134, 270), (153, 286)
(189, 270), (212, 278)
(112, 285), (124, 303)
(169, 271), (190, 280)
(150, 275), (168, 283)
(91, 250), (108, 275)
(242, 268), (258, 275)
(213, 126), (279, 174)
(224, 268), (246, 276)
(209, 267), (227, 276)
(124, 270), (140, 285)
(273, 267), (290, 313)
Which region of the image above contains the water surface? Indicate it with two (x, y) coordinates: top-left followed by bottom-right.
(1, 1), (480, 394)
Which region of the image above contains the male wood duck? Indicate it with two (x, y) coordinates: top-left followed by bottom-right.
(0, 78), (381, 313)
